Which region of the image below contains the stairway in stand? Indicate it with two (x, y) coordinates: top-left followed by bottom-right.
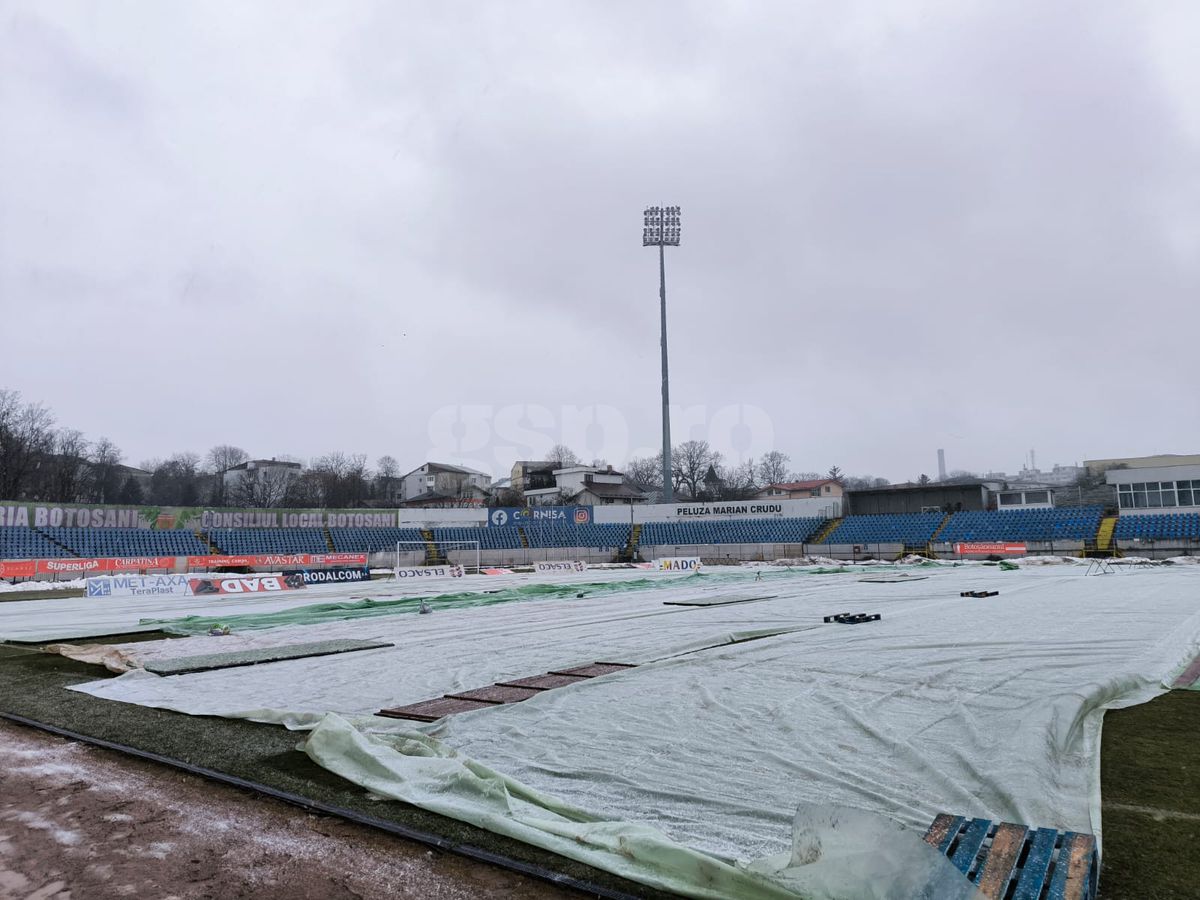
(33, 527), (81, 557)
(322, 526), (336, 553)
(928, 512), (954, 544)
(196, 530), (223, 554)
(618, 523), (642, 562)
(810, 518), (842, 544)
(419, 528), (446, 565)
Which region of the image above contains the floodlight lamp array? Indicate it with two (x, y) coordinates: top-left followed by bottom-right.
(642, 206), (681, 246)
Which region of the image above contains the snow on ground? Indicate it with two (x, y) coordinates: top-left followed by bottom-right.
(0, 578), (86, 592)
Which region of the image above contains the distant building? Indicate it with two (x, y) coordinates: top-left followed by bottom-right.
(1105, 463), (1200, 514)
(222, 458), (303, 492)
(510, 460), (556, 492)
(525, 465), (648, 506)
(400, 462), (491, 504)
(755, 479), (843, 501)
(994, 487), (1055, 510)
(1085, 454), (1200, 476)
(847, 481), (1003, 515)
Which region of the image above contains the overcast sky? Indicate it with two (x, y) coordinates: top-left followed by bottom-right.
(2, 1), (1197, 482)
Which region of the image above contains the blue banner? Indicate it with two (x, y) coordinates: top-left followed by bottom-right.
(486, 506), (593, 528)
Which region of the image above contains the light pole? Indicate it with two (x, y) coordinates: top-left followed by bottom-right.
(643, 206), (680, 502)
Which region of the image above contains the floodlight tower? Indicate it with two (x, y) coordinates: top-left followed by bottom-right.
(643, 205), (680, 502)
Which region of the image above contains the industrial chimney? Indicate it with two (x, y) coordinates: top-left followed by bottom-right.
(937, 449), (947, 481)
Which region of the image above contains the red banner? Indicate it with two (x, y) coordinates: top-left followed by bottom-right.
(187, 574), (305, 596)
(186, 553), (368, 569)
(34, 556), (175, 578)
(954, 542), (1027, 555)
(0, 554), (366, 580)
(0, 560), (38, 578)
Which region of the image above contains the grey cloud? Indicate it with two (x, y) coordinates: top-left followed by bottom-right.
(1, 0), (1197, 481)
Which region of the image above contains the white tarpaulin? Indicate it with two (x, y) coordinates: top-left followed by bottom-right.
(50, 564), (1200, 898)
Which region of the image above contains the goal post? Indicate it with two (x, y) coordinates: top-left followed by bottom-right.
(393, 540), (482, 575)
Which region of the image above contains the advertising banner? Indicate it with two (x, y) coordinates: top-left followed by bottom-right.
(0, 560), (38, 578)
(533, 560), (588, 574)
(954, 542), (1027, 555)
(0, 501), (400, 531)
(285, 566), (371, 585)
(187, 553), (368, 569)
(654, 557), (703, 572)
(200, 510), (397, 529)
(486, 506), (592, 528)
(187, 574), (305, 596)
(393, 565), (464, 580)
(86, 574), (191, 598)
(0, 503), (160, 529)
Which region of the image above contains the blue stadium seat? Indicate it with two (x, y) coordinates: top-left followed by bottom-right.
(639, 517), (824, 546)
(1113, 513), (1200, 541)
(938, 508), (1102, 543)
(820, 513), (944, 546)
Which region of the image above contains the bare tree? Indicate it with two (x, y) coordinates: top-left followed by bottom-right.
(757, 450), (791, 487)
(0, 390), (55, 499)
(86, 438), (124, 503)
(673, 440), (722, 499)
(310, 452), (371, 507)
(205, 444), (249, 475)
(148, 453), (203, 505)
(546, 444), (581, 468)
(716, 460), (759, 500)
(375, 455), (400, 502)
(843, 475), (891, 491)
(233, 465), (297, 507)
(625, 454), (663, 492)
(40, 428), (89, 502)
(204, 445), (249, 504)
(117, 476), (145, 504)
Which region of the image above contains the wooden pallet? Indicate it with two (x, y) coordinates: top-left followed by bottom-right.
(925, 814), (1098, 899)
(378, 662), (636, 722)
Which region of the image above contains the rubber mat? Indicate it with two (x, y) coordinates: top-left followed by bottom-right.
(143, 639), (394, 676)
(662, 594), (777, 607)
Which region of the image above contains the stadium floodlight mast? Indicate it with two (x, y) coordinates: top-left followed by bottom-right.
(643, 205), (681, 502)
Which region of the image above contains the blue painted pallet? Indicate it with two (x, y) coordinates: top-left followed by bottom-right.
(925, 814), (1098, 899)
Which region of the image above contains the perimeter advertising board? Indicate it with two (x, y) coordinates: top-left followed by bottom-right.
(654, 557), (703, 572)
(187, 574), (306, 596)
(187, 553), (368, 568)
(284, 567), (371, 585)
(533, 560), (587, 574)
(394, 565), (464, 579)
(954, 542), (1027, 555)
(86, 574), (191, 598)
(487, 506), (592, 527)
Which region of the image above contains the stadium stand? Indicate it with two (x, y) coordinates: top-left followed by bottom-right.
(329, 527), (426, 553)
(0, 527), (73, 559)
(639, 517), (824, 546)
(9, 510), (1195, 562)
(433, 526), (524, 551)
(520, 523), (631, 548)
(938, 508), (1102, 543)
(1113, 512), (1200, 541)
(819, 513), (945, 546)
(203, 528), (330, 554)
(40, 527), (208, 558)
